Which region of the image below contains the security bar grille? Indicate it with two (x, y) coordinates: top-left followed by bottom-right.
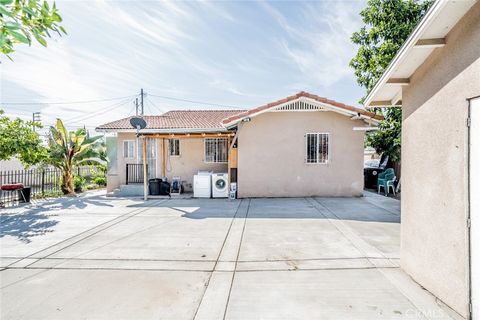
(306, 133), (329, 164)
(168, 139), (180, 156)
(205, 138), (228, 163)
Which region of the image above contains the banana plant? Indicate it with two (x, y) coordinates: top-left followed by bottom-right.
(48, 119), (103, 195)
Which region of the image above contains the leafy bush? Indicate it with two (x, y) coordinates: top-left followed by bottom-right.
(74, 176), (86, 192)
(92, 175), (106, 186)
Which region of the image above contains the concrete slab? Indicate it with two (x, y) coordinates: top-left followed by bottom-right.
(225, 269), (427, 320)
(0, 193), (456, 320)
(0, 269), (210, 320)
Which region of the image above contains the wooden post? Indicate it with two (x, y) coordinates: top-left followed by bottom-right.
(143, 136), (148, 201)
(162, 138), (166, 178)
(227, 135), (231, 197)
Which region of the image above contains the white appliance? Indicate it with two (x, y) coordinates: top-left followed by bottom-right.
(193, 172), (212, 198)
(212, 173), (228, 198)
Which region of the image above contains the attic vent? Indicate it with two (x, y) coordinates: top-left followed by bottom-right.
(273, 101), (325, 112)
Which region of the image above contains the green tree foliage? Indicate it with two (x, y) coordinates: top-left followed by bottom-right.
(47, 119), (103, 195)
(0, 0), (66, 58)
(0, 109), (47, 166)
(350, 0), (432, 161)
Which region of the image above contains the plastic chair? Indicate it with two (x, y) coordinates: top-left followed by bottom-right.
(377, 168), (396, 196)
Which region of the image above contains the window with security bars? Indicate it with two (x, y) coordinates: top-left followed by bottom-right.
(204, 138), (228, 163)
(168, 139), (180, 156)
(306, 133), (330, 164)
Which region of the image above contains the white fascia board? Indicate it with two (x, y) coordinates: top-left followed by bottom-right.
(364, 0), (448, 107)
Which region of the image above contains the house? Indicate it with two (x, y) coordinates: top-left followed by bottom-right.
(364, 0), (479, 318)
(96, 91), (382, 198)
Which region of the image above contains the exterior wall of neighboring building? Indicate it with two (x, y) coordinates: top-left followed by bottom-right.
(401, 3), (480, 318)
(110, 133), (227, 192)
(236, 111), (365, 198)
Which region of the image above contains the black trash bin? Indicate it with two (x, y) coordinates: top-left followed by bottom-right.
(159, 181), (170, 196)
(148, 178), (161, 195)
(18, 187), (31, 203)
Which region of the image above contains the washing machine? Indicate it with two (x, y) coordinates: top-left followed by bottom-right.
(193, 172), (212, 198)
(212, 173), (228, 198)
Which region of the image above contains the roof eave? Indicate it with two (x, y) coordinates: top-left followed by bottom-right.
(364, 0), (449, 108)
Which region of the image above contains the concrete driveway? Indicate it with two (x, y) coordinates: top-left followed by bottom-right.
(0, 192), (454, 320)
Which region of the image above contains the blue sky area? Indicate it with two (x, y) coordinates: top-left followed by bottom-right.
(1, 0), (367, 132)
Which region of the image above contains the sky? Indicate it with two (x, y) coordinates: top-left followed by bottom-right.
(0, 0), (367, 135)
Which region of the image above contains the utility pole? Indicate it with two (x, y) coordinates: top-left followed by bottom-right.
(140, 88), (144, 116)
(32, 112), (41, 132)
(135, 98), (139, 116)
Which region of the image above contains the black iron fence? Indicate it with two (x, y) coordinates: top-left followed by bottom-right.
(0, 166), (101, 206)
(126, 163), (146, 184)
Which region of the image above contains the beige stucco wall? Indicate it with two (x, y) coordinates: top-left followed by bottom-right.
(163, 138), (227, 191)
(236, 111), (365, 198)
(108, 133), (227, 192)
(401, 2), (480, 318)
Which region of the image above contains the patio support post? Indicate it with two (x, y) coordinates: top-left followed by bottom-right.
(227, 135), (231, 197)
(162, 138), (166, 178)
(143, 136), (148, 201)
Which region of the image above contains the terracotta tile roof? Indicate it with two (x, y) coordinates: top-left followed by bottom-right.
(96, 92), (383, 132)
(221, 91), (384, 125)
(96, 110), (246, 131)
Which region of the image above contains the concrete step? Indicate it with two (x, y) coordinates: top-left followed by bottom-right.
(113, 184), (144, 197)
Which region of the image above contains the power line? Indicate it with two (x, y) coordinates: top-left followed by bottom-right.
(147, 93), (244, 109)
(145, 96), (166, 114)
(1, 94), (138, 106)
(63, 98), (133, 124)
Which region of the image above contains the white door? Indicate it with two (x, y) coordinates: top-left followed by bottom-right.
(471, 97), (480, 319)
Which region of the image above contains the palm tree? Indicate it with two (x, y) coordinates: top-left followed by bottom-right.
(48, 119), (103, 195)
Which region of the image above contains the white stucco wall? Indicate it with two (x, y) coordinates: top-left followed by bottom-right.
(401, 2), (480, 318)
(236, 111), (365, 198)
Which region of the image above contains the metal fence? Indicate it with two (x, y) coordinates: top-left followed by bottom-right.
(0, 166), (101, 206)
(126, 163), (146, 184)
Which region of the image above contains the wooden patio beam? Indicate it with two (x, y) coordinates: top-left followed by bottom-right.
(144, 133), (235, 139)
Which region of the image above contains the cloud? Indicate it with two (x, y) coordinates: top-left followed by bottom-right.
(262, 1), (363, 87)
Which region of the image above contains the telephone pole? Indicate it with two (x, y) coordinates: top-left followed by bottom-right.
(32, 112), (41, 132)
(135, 98), (139, 116)
(140, 88), (144, 116)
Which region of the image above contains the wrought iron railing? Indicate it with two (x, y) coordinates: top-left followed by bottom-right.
(126, 164), (146, 185)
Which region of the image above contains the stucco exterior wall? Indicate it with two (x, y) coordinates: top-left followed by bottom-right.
(401, 2), (480, 318)
(109, 133), (227, 192)
(236, 111), (365, 198)
(163, 138), (227, 192)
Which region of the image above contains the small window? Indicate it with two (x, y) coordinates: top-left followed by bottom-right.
(123, 140), (135, 159)
(205, 138), (228, 163)
(168, 139), (180, 156)
(306, 133), (329, 164)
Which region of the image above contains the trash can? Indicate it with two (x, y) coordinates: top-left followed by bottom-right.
(159, 181), (170, 196)
(18, 187), (31, 203)
(148, 178), (161, 195)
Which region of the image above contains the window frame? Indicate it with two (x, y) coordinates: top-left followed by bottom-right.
(123, 140), (135, 159)
(204, 138), (228, 163)
(168, 139), (180, 157)
(305, 132), (330, 164)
